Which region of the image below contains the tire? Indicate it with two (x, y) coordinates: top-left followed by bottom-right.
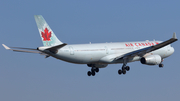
(122, 70), (126, 74)
(126, 66), (130, 71)
(159, 64), (164, 68)
(91, 71), (95, 76)
(91, 68), (94, 72)
(87, 71), (91, 76)
(95, 68), (99, 73)
(118, 70), (122, 75)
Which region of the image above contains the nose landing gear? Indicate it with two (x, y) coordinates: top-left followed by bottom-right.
(159, 64), (164, 68)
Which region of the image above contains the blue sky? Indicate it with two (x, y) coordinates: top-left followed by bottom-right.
(0, 0), (180, 101)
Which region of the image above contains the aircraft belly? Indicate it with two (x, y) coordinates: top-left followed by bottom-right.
(74, 52), (104, 63)
(56, 51), (104, 64)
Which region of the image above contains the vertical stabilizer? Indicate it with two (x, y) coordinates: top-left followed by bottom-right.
(34, 15), (63, 46)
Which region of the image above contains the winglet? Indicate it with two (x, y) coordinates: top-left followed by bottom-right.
(2, 44), (11, 50)
(173, 32), (177, 39)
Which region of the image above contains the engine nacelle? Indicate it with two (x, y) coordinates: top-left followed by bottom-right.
(87, 64), (108, 68)
(140, 55), (162, 65)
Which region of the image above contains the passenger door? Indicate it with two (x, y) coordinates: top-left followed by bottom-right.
(69, 46), (74, 55)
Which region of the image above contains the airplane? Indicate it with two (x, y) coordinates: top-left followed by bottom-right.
(2, 15), (178, 76)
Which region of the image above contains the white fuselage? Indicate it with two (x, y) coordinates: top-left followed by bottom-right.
(47, 41), (174, 65)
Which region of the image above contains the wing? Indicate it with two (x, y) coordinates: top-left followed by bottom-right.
(114, 33), (178, 60)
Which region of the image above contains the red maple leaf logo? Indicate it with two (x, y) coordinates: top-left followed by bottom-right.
(41, 28), (51, 41)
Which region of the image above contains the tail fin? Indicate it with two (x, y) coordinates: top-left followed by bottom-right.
(34, 15), (63, 46)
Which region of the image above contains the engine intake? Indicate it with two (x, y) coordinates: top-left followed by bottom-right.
(140, 55), (162, 65)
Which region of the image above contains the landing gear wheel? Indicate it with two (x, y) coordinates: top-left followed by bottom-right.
(87, 71), (91, 76)
(95, 68), (99, 73)
(88, 67), (98, 76)
(125, 66), (130, 71)
(122, 69), (126, 74)
(118, 69), (122, 75)
(159, 64), (164, 68)
(91, 68), (94, 72)
(91, 71), (95, 76)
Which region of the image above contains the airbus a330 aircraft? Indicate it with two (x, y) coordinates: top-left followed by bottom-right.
(2, 15), (178, 76)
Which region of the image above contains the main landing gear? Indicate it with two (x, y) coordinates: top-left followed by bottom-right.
(87, 67), (99, 76)
(118, 66), (130, 75)
(118, 58), (130, 75)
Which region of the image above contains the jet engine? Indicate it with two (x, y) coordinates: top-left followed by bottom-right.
(87, 64), (108, 68)
(140, 55), (162, 65)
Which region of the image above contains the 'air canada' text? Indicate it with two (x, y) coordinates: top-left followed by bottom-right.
(125, 42), (159, 47)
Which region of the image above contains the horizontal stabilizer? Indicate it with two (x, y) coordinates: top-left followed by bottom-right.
(2, 44), (11, 50)
(2, 44), (42, 54)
